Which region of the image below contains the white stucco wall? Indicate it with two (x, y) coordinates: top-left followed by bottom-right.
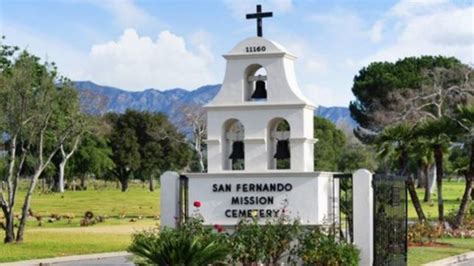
(205, 36), (316, 173)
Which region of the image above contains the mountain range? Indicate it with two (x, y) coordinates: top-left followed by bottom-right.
(73, 81), (357, 129)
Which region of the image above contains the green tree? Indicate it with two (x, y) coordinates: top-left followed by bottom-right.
(108, 110), (192, 192)
(314, 117), (346, 171)
(337, 143), (376, 172)
(350, 56), (463, 132)
(375, 124), (426, 222)
(415, 119), (453, 223)
(69, 130), (115, 189)
(0, 44), (82, 243)
(450, 105), (474, 228)
(350, 56), (473, 224)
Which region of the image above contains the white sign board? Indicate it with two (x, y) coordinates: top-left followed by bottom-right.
(186, 173), (332, 225)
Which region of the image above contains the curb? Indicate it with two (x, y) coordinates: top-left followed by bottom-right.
(423, 251), (474, 266)
(0, 251), (132, 266)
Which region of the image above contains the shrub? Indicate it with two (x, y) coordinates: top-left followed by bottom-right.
(292, 226), (360, 266)
(128, 217), (230, 265)
(407, 222), (442, 244)
(229, 214), (300, 264)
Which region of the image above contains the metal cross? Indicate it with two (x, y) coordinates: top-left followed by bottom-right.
(246, 5), (273, 37)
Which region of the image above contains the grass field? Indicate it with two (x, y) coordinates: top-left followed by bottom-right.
(406, 179), (474, 265)
(0, 219), (156, 263)
(1, 181), (160, 219)
(0, 179), (473, 264)
(408, 179), (467, 220)
(408, 238), (474, 266)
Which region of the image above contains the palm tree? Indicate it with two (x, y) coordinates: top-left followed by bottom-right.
(415, 118), (453, 224)
(410, 140), (435, 202)
(375, 124), (426, 222)
(451, 105), (474, 228)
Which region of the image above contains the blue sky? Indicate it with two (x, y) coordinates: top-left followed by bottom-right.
(1, 0), (473, 107)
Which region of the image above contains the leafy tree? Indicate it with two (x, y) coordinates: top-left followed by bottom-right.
(54, 80), (84, 193)
(108, 110), (192, 192)
(337, 143), (376, 172)
(179, 104), (207, 173)
(68, 130), (114, 189)
(0, 43), (82, 243)
(314, 117), (346, 171)
(450, 105), (474, 228)
(375, 124), (426, 222)
(351, 56), (473, 223)
(350, 56), (463, 132)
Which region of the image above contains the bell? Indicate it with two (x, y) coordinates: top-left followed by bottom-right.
(274, 140), (290, 159)
(251, 80), (267, 99)
(229, 141), (245, 159)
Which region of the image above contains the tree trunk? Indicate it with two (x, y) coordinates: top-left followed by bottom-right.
(120, 178), (129, 192)
(195, 140), (205, 173)
(16, 172), (40, 242)
(423, 165), (430, 202)
(407, 177), (426, 222)
(434, 144), (444, 224)
(417, 167), (425, 189)
(453, 141), (474, 229)
(400, 149), (426, 222)
(80, 175), (87, 190)
(149, 175), (155, 192)
(58, 162), (66, 193)
(2, 209), (15, 243)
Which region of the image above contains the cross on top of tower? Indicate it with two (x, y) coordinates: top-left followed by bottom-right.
(246, 4), (273, 37)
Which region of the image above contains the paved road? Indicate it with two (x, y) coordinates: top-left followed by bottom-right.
(54, 256), (134, 266)
(452, 260), (474, 266)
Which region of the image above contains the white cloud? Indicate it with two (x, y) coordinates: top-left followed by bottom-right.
(280, 38), (328, 73)
(83, 29), (216, 90)
(224, 0), (293, 18)
(370, 20), (384, 43)
(364, 3), (474, 64)
(390, 0), (450, 18)
(90, 0), (158, 28)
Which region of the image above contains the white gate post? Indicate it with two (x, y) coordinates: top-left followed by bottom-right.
(353, 169), (373, 266)
(160, 171), (180, 229)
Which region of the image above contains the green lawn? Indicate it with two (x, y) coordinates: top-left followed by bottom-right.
(408, 179), (467, 220)
(408, 238), (474, 266)
(1, 179), (473, 264)
(2, 181), (160, 219)
(0, 219), (157, 263)
(406, 180), (474, 265)
(1, 182), (160, 263)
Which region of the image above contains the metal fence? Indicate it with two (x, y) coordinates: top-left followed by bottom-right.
(373, 174), (408, 266)
(333, 173), (353, 243)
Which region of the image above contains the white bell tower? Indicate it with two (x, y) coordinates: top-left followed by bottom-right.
(205, 35), (316, 173)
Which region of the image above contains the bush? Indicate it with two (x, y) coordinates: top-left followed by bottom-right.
(129, 212), (360, 265)
(292, 226), (360, 266)
(407, 222), (442, 244)
(229, 214), (300, 264)
(128, 217), (230, 265)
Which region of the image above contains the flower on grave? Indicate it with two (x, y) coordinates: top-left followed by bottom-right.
(193, 201), (202, 208)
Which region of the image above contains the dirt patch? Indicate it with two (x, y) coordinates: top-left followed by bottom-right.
(409, 242), (453, 247)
